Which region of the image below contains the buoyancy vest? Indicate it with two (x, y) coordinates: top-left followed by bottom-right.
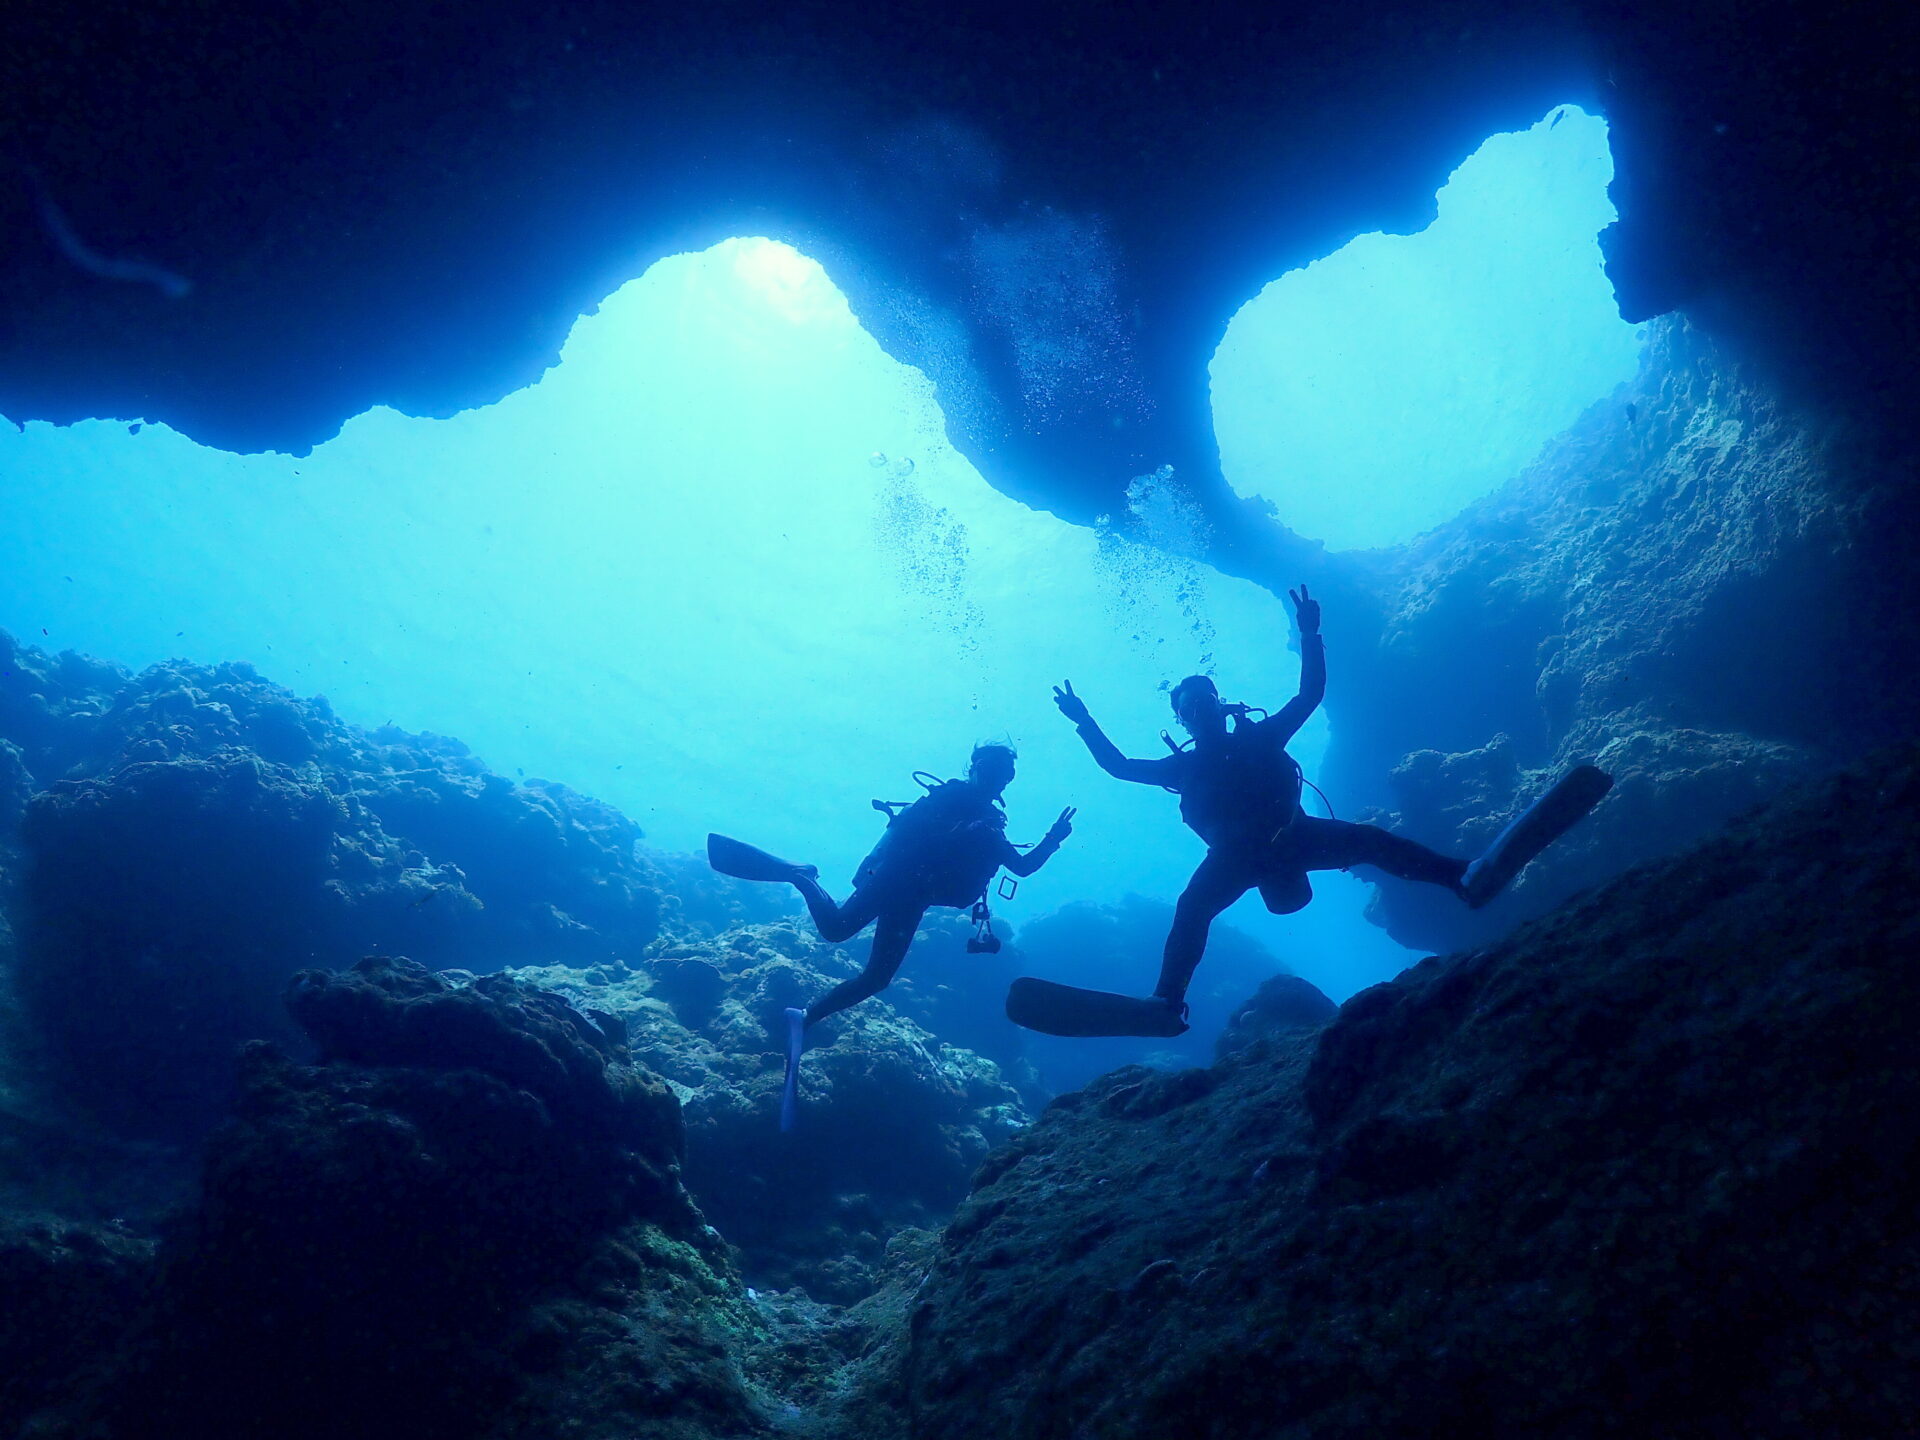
(854, 779), (1009, 908)
(1174, 723), (1304, 851)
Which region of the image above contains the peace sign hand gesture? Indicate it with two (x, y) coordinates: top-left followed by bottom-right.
(1052, 680), (1092, 726)
(1288, 584), (1321, 636)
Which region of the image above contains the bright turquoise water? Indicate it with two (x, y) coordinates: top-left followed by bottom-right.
(0, 108), (1635, 1007)
(1214, 106), (1642, 551)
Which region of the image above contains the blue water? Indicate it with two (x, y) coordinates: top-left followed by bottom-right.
(1214, 107), (1642, 551)
(0, 108), (1633, 1010)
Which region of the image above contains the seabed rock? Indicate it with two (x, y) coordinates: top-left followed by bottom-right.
(836, 746), (1920, 1440)
(27, 956), (761, 1440)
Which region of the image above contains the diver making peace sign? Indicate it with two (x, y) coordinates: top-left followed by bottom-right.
(710, 742), (1073, 1126)
(1015, 584), (1610, 1038)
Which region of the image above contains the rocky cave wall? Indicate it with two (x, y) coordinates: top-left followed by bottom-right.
(1325, 316), (1914, 953)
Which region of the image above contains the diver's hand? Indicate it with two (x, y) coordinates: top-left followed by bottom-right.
(1045, 806), (1077, 844)
(1052, 681), (1092, 726)
(1288, 584), (1321, 635)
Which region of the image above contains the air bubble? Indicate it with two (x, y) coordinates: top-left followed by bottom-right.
(868, 451), (889, 468)
(890, 456), (916, 478)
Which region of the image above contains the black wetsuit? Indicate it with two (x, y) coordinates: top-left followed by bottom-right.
(1073, 633), (1465, 1005)
(793, 784), (1064, 1025)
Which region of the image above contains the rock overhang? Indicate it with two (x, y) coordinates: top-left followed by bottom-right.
(8, 0), (1910, 525)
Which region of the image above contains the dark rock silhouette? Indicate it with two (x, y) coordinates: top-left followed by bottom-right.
(44, 956), (755, 1440)
(1213, 973), (1339, 1059)
(0, 1217), (153, 1437)
(843, 746), (1920, 1440)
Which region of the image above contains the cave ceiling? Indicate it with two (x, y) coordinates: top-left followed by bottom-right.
(4, 0), (1915, 550)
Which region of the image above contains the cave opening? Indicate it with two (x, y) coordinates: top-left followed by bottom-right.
(1212, 105), (1644, 552)
(0, 106), (1645, 1027)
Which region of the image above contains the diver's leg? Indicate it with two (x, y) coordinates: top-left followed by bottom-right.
(805, 904), (925, 1025)
(793, 877), (884, 944)
(1154, 851), (1255, 1006)
(1288, 815), (1468, 892)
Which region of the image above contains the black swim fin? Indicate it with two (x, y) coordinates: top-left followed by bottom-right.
(1461, 764), (1613, 909)
(708, 833), (810, 883)
(779, 1006), (806, 1133)
(1006, 977), (1190, 1038)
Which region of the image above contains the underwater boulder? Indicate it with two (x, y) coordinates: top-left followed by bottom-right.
(852, 745), (1920, 1440)
(39, 959), (753, 1440)
(0, 642), (681, 1147)
(1213, 972), (1338, 1059)
(0, 1217), (155, 1438)
(518, 921), (1032, 1304)
(1340, 322), (1861, 955)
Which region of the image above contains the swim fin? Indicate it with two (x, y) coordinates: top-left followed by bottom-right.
(779, 1006), (806, 1133)
(1006, 977), (1190, 1038)
(1461, 764), (1613, 910)
(708, 833), (809, 883)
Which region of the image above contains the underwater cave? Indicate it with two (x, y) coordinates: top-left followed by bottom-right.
(2, 2), (1918, 1437)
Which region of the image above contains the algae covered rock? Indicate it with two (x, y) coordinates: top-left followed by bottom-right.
(1345, 320), (1847, 953)
(17, 752), (346, 1139)
(517, 918), (1032, 1304)
(0, 1217), (155, 1438)
(45, 956), (759, 1440)
(853, 747), (1920, 1440)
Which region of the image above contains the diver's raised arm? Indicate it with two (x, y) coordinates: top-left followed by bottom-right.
(1054, 682), (1178, 785)
(1267, 585), (1326, 740)
(1005, 806), (1075, 876)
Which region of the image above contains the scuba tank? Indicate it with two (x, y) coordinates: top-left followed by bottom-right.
(856, 772), (1010, 910)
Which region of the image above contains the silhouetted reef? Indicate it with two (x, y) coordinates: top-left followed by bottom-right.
(1, 631), (668, 1145)
(513, 915), (1030, 1305)
(827, 746), (1920, 1439)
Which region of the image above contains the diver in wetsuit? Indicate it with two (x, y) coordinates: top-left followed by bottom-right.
(710, 743), (1075, 1028)
(1053, 585), (1469, 1029)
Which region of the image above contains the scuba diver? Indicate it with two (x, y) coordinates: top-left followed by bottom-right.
(708, 742), (1074, 1128)
(1014, 584), (1610, 1038)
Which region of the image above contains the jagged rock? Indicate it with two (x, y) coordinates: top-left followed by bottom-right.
(1214, 973), (1338, 1059)
(34, 959), (755, 1440)
(16, 753), (346, 1139)
(1345, 321), (1846, 952)
(845, 746), (1920, 1440)
(517, 919), (1032, 1304)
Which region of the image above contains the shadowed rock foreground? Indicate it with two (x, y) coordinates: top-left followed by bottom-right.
(844, 747), (1920, 1439)
(5, 629), (1918, 1439)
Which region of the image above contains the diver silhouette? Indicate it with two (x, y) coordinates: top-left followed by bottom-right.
(1022, 584), (1609, 1038)
(709, 742), (1073, 1127)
